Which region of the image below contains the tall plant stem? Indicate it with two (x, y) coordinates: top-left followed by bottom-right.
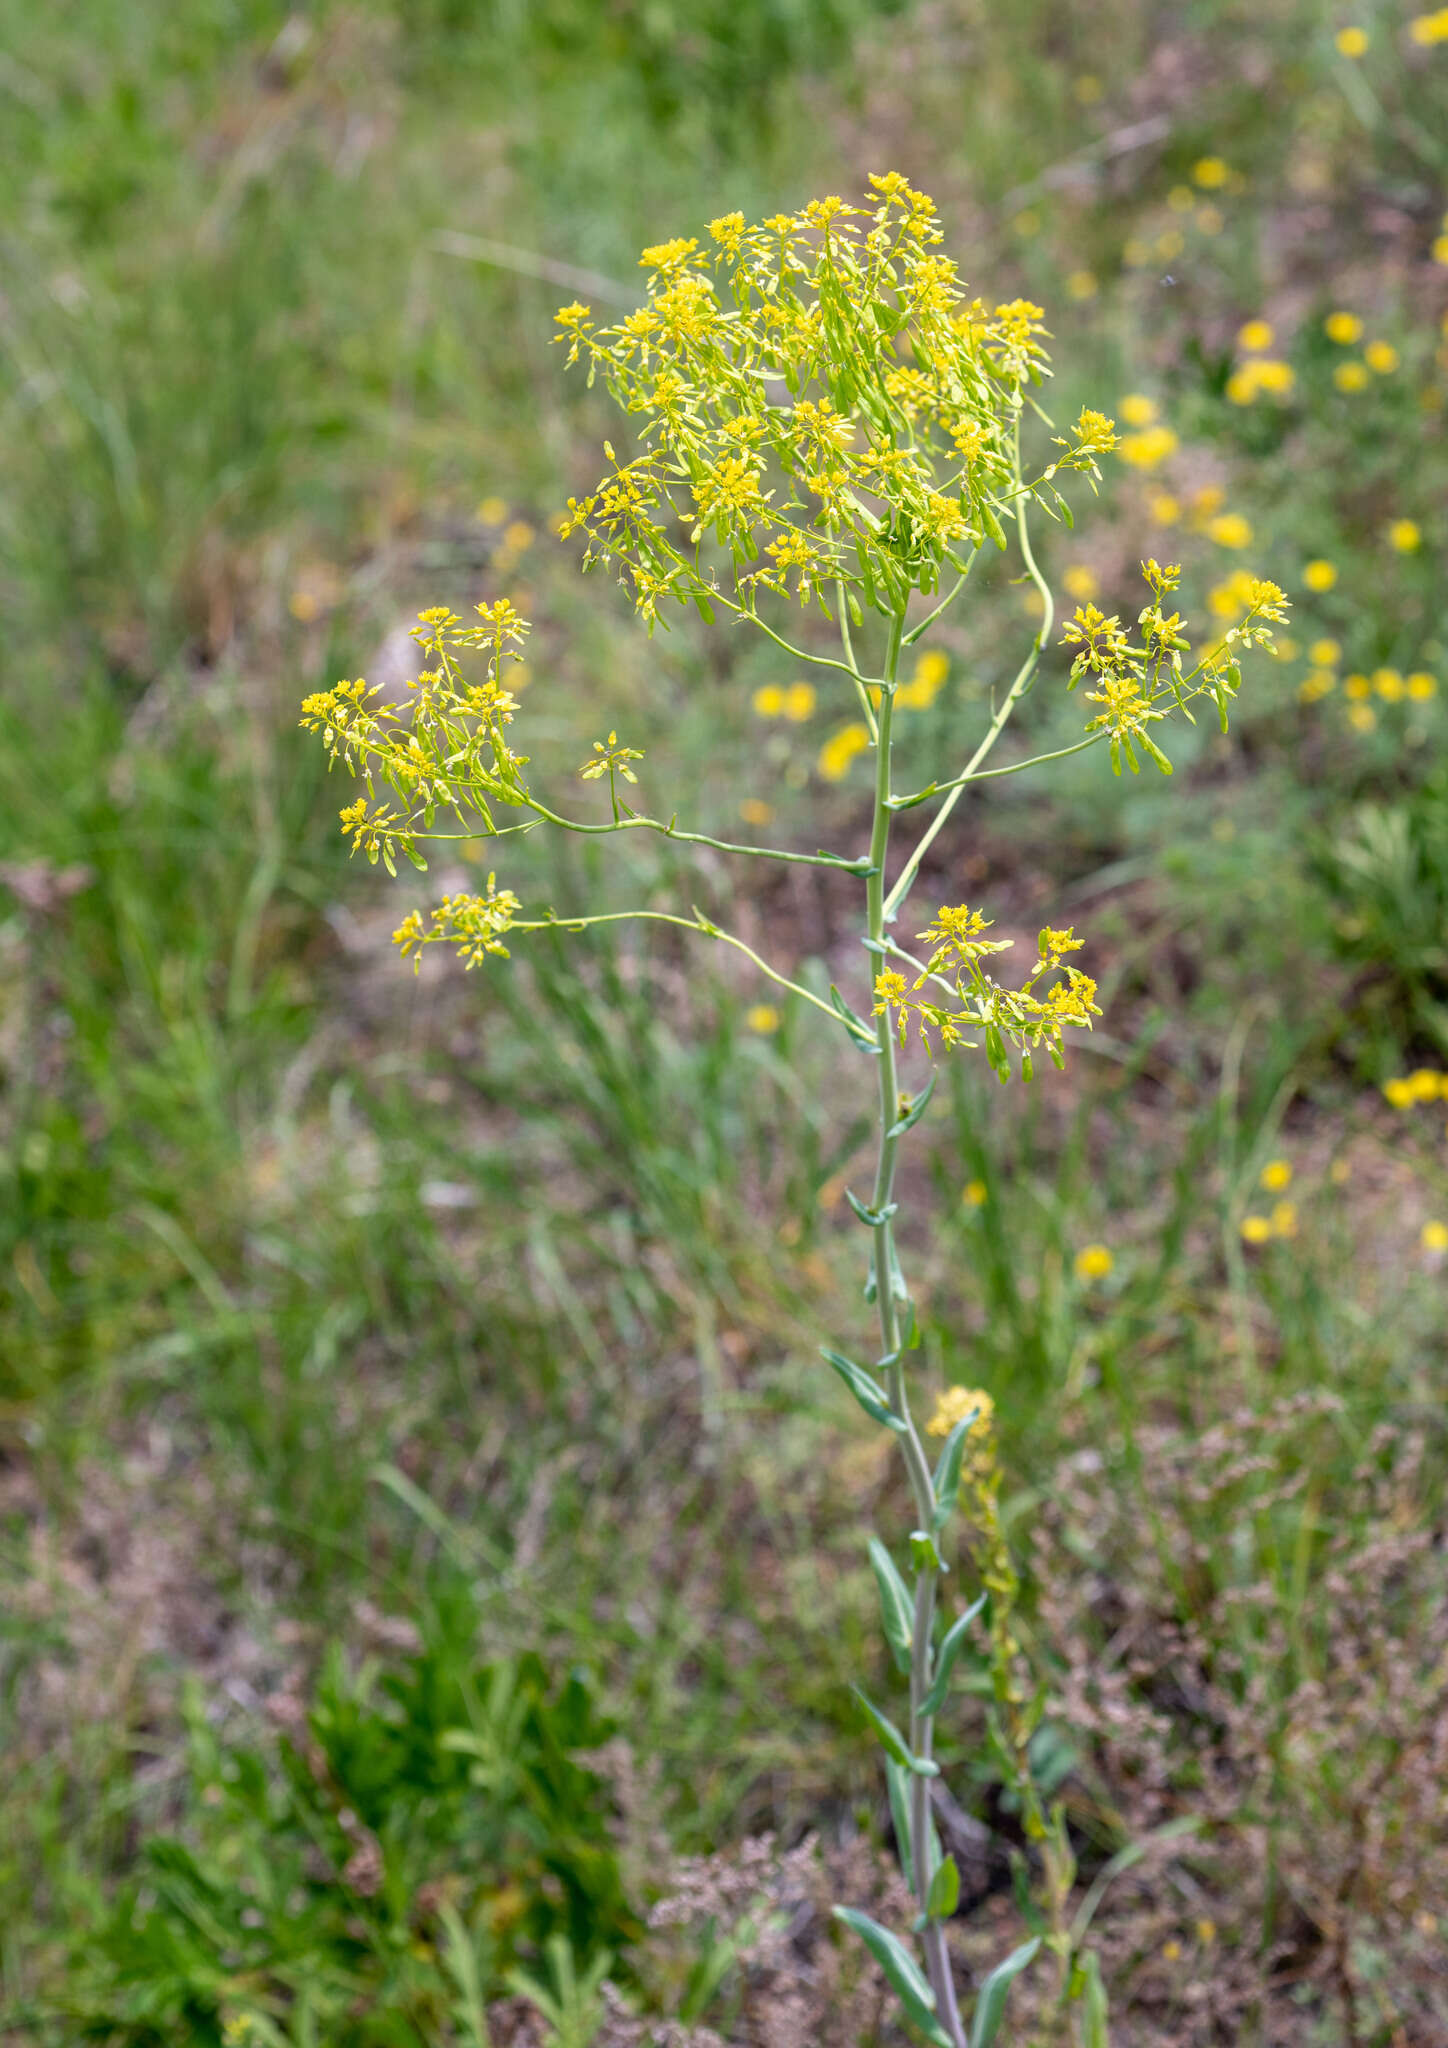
(866, 604), (967, 2048)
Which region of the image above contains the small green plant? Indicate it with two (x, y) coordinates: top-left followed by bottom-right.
(58, 1582), (637, 2046)
(301, 175), (1286, 2044)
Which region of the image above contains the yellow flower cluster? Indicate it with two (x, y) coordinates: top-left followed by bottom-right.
(554, 176), (1115, 629)
(300, 604), (535, 877)
(393, 875), (522, 969)
(1062, 559), (1287, 776)
(874, 913), (1098, 1078)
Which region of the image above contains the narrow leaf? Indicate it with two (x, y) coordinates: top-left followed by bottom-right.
(969, 1937), (1041, 2048)
(821, 1348), (907, 1434)
(930, 1411), (978, 1534)
(832, 1907), (953, 2048)
(886, 1072), (938, 1140)
(850, 1686), (912, 1768)
(885, 1757), (914, 1887)
(919, 1595), (987, 1717)
(868, 1537), (915, 1673)
(845, 1187), (898, 1229)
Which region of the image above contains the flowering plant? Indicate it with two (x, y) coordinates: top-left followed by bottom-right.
(301, 174), (1286, 2045)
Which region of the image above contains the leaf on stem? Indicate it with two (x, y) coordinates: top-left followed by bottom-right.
(886, 1071), (938, 1139)
(919, 1594), (986, 1717)
(930, 1410), (979, 1534)
(924, 1854), (960, 1922)
(832, 1907), (954, 2048)
(850, 1686), (939, 1776)
(820, 1348), (908, 1434)
(868, 1536), (915, 1674)
(968, 1936), (1041, 2048)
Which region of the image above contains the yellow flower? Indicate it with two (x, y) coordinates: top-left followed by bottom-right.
(1346, 702), (1377, 732)
(1073, 408), (1118, 452)
(1303, 559), (1337, 592)
(1150, 492), (1181, 525)
(1364, 340), (1399, 374)
(1374, 668), (1404, 701)
(1237, 319), (1274, 351)
(1240, 1215), (1273, 1244)
(1192, 157), (1229, 189)
(1422, 1220), (1448, 1253)
(1270, 1200), (1298, 1238)
(1167, 184), (1195, 213)
(781, 681), (817, 722)
(926, 1385), (995, 1439)
(1197, 1919), (1218, 1946)
(1324, 311), (1363, 344)
(753, 684), (785, 717)
(1388, 519), (1422, 553)
(745, 1003), (780, 1033)
(1406, 671), (1438, 699)
(1260, 1159), (1293, 1192)
(1074, 1243), (1114, 1280)
(1196, 204), (1224, 235)
(1162, 1940), (1183, 1963)
(817, 722), (872, 781)
(739, 796), (773, 825)
(1410, 7), (1448, 43)
(1333, 360), (1370, 392)
(1118, 425), (1178, 470)
(1433, 235), (1448, 267)
(1334, 26), (1369, 56)
(962, 1179), (988, 1207)
(1119, 393), (1158, 426)
(1064, 565), (1099, 600)
(1066, 269), (1098, 300)
(1309, 637), (1341, 665)
(1299, 669), (1336, 702)
(1206, 512), (1253, 549)
(1343, 672), (1372, 700)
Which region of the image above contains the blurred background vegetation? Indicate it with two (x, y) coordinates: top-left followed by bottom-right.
(2, 2), (1447, 2042)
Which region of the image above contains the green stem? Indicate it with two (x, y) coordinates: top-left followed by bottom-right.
(866, 606), (966, 2048)
(519, 798), (874, 873)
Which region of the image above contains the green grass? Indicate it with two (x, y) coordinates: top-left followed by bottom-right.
(3, 2), (1448, 2042)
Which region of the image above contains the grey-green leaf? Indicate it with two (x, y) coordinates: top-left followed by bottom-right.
(832, 1907), (953, 2048)
(869, 1537), (915, 1673)
(969, 1936), (1041, 2048)
(886, 1071), (938, 1139)
(821, 1348), (907, 1434)
(919, 1594), (986, 1717)
(930, 1410), (979, 1533)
